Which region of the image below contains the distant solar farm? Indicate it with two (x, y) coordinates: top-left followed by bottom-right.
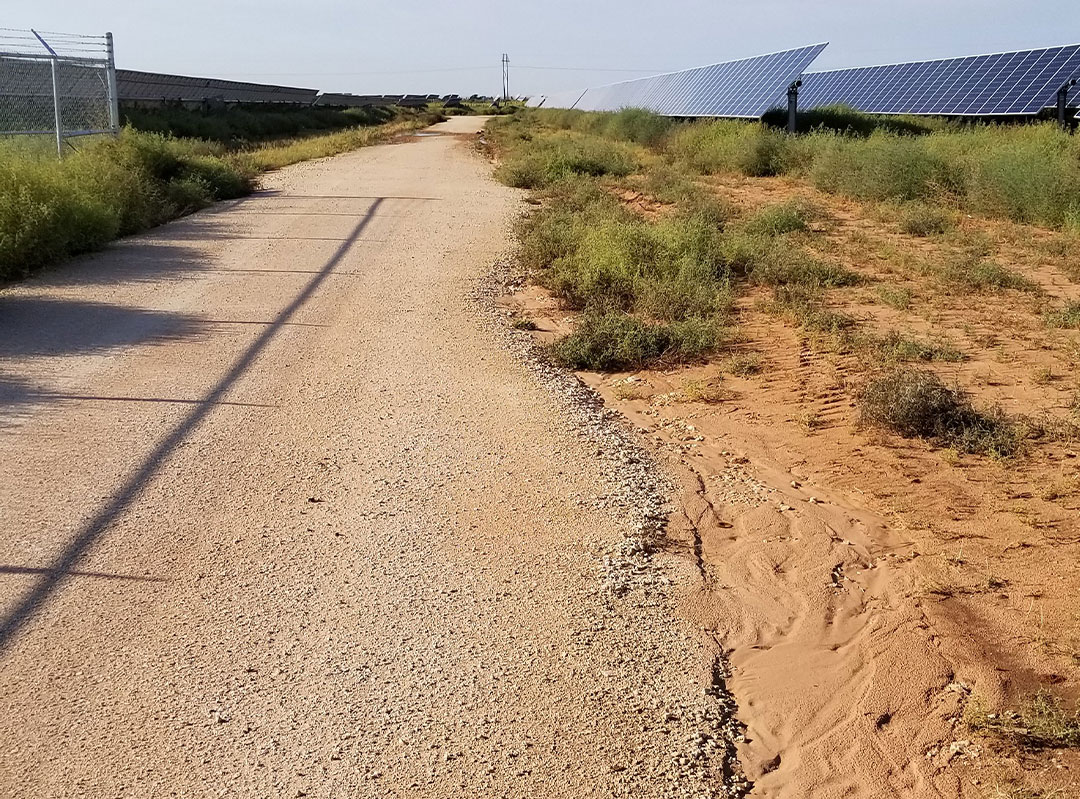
(113, 71), (474, 109)
(527, 42), (1080, 126)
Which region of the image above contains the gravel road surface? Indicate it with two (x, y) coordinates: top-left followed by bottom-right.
(0, 118), (740, 798)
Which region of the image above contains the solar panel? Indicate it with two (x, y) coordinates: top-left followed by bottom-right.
(797, 44), (1080, 116)
(536, 89), (589, 110)
(116, 70), (319, 105)
(562, 44), (827, 118)
(314, 93), (394, 108)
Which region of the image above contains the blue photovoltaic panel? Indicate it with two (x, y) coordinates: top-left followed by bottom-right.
(545, 44), (827, 118)
(797, 44), (1080, 116)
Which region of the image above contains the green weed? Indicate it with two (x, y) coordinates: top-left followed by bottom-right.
(859, 367), (1023, 457)
(1044, 301), (1080, 329)
(934, 255), (1038, 293)
(895, 201), (954, 236)
(494, 133), (639, 189)
(553, 311), (726, 371)
(871, 330), (964, 363)
(740, 198), (817, 237)
(0, 116), (424, 281)
(876, 285), (913, 310)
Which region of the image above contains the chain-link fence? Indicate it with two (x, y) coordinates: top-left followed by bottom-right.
(0, 28), (118, 156)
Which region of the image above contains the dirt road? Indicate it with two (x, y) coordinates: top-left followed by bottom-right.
(0, 118), (738, 798)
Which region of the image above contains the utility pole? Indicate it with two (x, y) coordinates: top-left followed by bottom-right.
(501, 53), (510, 101)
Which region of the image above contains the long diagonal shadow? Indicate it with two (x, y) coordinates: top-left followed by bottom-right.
(0, 197), (386, 654)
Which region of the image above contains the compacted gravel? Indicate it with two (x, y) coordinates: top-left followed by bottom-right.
(0, 117), (742, 798)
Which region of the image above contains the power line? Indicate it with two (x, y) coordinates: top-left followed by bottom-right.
(514, 65), (668, 73)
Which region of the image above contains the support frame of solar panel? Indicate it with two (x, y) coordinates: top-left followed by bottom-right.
(565, 44), (827, 118)
(797, 44), (1080, 116)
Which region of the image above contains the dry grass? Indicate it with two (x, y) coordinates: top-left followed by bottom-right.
(969, 692), (1080, 751)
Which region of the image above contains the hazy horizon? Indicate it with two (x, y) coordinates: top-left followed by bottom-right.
(7, 1), (1078, 97)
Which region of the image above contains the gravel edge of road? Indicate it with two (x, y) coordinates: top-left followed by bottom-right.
(471, 256), (752, 798)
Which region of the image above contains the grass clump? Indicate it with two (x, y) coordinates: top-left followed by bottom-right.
(498, 159), (732, 369)
(726, 352), (763, 376)
(740, 198), (816, 237)
(668, 120), (794, 177)
(495, 133), (639, 189)
(968, 692), (1080, 751)
(770, 284), (857, 338)
(0, 115), (429, 280)
(600, 108), (677, 147)
(859, 367), (1023, 457)
(808, 131), (956, 202)
(0, 132), (252, 279)
(876, 285), (913, 310)
(895, 201), (953, 236)
(1044, 301), (1080, 329)
(934, 255), (1038, 293)
(553, 311), (724, 371)
(540, 204), (734, 321)
(749, 247), (860, 289)
(871, 331), (963, 363)
(682, 377), (731, 403)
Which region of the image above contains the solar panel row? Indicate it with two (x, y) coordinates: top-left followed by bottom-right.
(116, 70), (319, 105)
(532, 88), (587, 110)
(797, 44), (1080, 116)
(554, 44), (827, 118)
(115, 72), (456, 109)
(535, 42), (1080, 120)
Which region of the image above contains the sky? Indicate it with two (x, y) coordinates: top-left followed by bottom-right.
(6, 1), (1078, 97)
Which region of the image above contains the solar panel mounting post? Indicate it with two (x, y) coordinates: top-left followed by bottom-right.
(786, 80), (801, 133)
(1059, 79), (1077, 130)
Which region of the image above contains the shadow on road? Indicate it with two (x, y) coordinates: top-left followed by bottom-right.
(0, 565), (168, 583)
(0, 198), (388, 653)
(0, 296), (212, 359)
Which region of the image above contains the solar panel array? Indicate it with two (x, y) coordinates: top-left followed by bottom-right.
(529, 88), (586, 110)
(558, 44), (827, 118)
(114, 73), (465, 109)
(797, 44), (1080, 116)
(116, 70), (319, 105)
(314, 93), (399, 108)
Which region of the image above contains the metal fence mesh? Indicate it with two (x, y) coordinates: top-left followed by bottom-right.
(0, 28), (116, 153)
(0, 56), (55, 133)
(57, 59), (113, 134)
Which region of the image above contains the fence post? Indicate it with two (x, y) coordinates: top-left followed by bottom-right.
(105, 32), (119, 135)
(31, 30), (64, 158)
(49, 56), (63, 158)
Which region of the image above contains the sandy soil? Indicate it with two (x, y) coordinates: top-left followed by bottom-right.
(500, 174), (1080, 798)
(0, 118), (744, 798)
